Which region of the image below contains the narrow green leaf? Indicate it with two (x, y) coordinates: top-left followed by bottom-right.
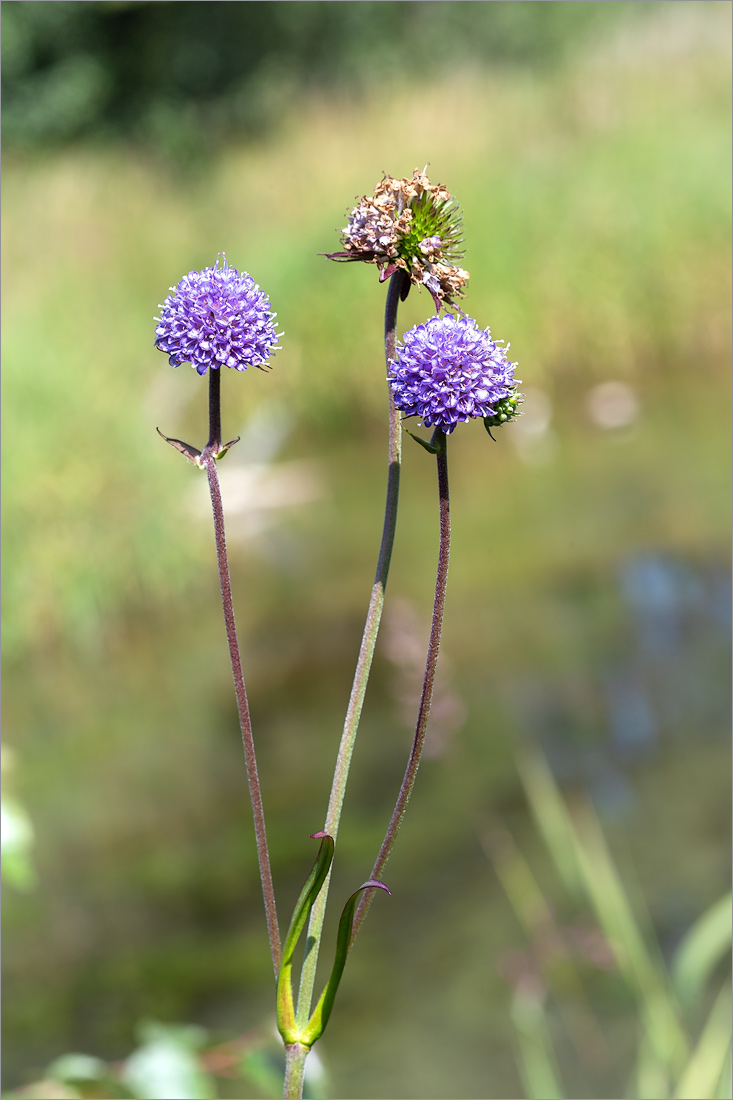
(632, 1032), (671, 1100)
(511, 986), (564, 1100)
(301, 879), (390, 1047)
(672, 893), (732, 1016)
(515, 748), (584, 897)
(276, 833), (334, 1044)
(517, 749), (689, 1075)
(714, 1040), (732, 1100)
(482, 825), (556, 939)
(674, 983), (732, 1100)
(405, 428), (442, 454)
(568, 802), (690, 1075)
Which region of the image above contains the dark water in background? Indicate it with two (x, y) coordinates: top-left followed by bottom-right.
(518, 551), (730, 803)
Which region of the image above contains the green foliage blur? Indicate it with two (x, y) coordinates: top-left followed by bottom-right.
(3, 1), (649, 155)
(2, 2), (731, 1098)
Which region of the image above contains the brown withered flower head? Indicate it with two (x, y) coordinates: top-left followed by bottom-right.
(326, 167), (469, 312)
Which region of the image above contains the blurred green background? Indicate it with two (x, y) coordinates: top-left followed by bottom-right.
(2, 2), (731, 1098)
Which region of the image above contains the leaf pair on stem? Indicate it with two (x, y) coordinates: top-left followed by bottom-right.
(276, 832), (390, 1050)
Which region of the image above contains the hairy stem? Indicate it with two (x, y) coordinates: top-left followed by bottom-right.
(294, 269), (408, 1031)
(351, 429), (450, 940)
(283, 1043), (309, 1100)
(202, 370), (281, 977)
(206, 363), (222, 453)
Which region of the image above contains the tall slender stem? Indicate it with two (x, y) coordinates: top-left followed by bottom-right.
(351, 430), (450, 940)
(202, 369), (281, 978)
(294, 269), (408, 1030)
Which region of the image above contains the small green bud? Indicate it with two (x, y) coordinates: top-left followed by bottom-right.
(484, 390), (523, 435)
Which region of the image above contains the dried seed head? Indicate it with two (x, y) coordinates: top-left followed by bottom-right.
(326, 167), (469, 311)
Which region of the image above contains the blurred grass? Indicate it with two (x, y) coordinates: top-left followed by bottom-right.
(2, 4), (731, 1097)
(485, 748), (731, 1100)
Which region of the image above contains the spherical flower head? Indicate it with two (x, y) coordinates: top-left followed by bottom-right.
(326, 167), (469, 311)
(154, 256), (281, 376)
(389, 314), (521, 435)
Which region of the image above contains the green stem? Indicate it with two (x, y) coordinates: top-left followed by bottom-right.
(283, 1043), (309, 1100)
(351, 429), (450, 941)
(293, 269), (408, 1032)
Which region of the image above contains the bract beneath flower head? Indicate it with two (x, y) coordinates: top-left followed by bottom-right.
(326, 168), (469, 311)
(388, 314), (521, 434)
(154, 256), (281, 376)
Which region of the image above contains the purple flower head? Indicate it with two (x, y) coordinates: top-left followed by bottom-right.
(389, 314), (520, 435)
(154, 256), (281, 376)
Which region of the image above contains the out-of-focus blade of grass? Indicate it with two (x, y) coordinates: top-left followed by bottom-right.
(482, 825), (556, 938)
(673, 984), (732, 1100)
(510, 749), (729, 1098)
(714, 1042), (732, 1100)
(510, 985), (564, 1100)
(671, 892), (732, 1018)
(633, 1033), (672, 1100)
(513, 748), (584, 899)
(570, 801), (689, 1073)
(516, 749), (690, 1078)
(482, 825), (610, 1069)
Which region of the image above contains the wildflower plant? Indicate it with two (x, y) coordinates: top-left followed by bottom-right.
(154, 168), (521, 1100)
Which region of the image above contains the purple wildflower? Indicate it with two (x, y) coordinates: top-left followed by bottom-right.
(389, 314), (520, 434)
(155, 256), (280, 376)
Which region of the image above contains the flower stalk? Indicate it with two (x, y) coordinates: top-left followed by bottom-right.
(293, 268), (409, 1031)
(204, 361), (222, 453)
(155, 257), (282, 975)
(202, 370), (281, 977)
(283, 1043), (308, 1100)
(352, 428), (451, 940)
